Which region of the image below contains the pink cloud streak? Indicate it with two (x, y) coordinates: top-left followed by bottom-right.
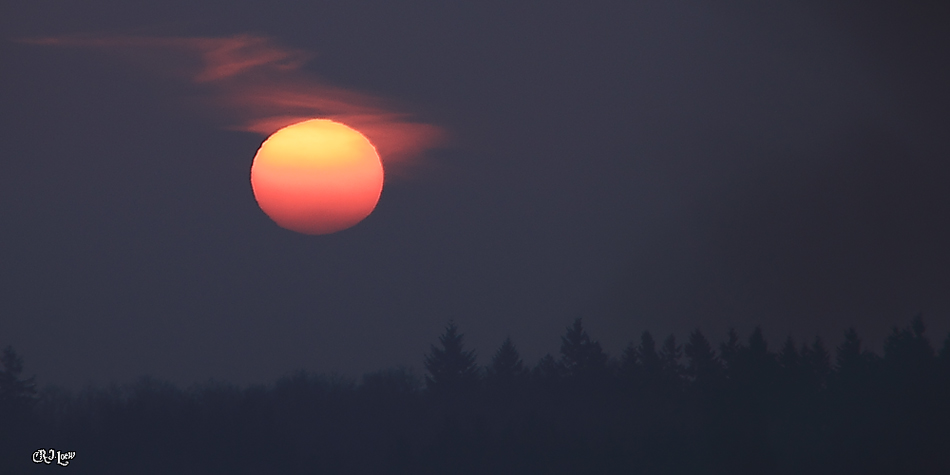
(23, 35), (446, 169)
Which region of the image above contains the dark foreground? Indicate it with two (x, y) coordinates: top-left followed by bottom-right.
(3, 317), (949, 474)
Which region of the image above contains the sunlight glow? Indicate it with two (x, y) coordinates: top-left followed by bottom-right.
(250, 119), (383, 235)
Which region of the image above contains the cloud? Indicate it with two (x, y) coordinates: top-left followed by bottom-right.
(22, 34), (447, 169)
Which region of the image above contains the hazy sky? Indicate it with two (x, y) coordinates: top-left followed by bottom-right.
(1, 0), (948, 388)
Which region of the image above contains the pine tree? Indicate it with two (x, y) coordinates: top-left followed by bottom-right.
(0, 346), (37, 475)
(910, 313), (936, 360)
(939, 333), (950, 377)
(834, 327), (874, 386)
(424, 322), (479, 393)
(684, 330), (720, 383)
(777, 336), (801, 387)
(487, 337), (526, 384)
(0, 346), (36, 411)
(620, 341), (640, 380)
(637, 331), (661, 377)
(747, 327), (769, 360)
(531, 353), (561, 387)
(732, 327), (775, 387)
(778, 336), (800, 373)
(559, 318), (608, 378)
(719, 328), (741, 376)
(883, 314), (936, 378)
(801, 336), (830, 390)
(835, 328), (862, 371)
(659, 334), (684, 380)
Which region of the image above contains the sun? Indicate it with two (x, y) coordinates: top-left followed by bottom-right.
(250, 119), (384, 235)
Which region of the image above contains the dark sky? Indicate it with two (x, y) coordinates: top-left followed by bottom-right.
(2, 0), (948, 389)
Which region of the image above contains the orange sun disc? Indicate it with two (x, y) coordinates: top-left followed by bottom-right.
(250, 119), (384, 235)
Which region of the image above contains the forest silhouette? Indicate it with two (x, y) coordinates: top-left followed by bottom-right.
(3, 316), (950, 474)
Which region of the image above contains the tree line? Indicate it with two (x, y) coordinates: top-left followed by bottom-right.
(2, 316), (949, 474)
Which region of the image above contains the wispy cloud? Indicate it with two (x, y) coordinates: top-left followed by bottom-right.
(22, 35), (446, 170)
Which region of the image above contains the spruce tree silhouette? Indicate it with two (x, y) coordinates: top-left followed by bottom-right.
(620, 340), (641, 382)
(659, 334), (684, 383)
(777, 337), (811, 404)
(883, 313), (936, 379)
(684, 330), (721, 384)
(0, 346), (37, 474)
(734, 327), (775, 387)
(875, 315), (946, 473)
(747, 327), (770, 358)
(719, 328), (741, 376)
(424, 322), (479, 394)
(637, 331), (661, 378)
(835, 328), (867, 380)
(531, 353), (561, 388)
(558, 318), (608, 379)
(778, 337), (801, 377)
(940, 333), (950, 376)
(486, 337), (526, 386)
(723, 328), (778, 473)
(801, 337), (830, 390)
(0, 346), (36, 412)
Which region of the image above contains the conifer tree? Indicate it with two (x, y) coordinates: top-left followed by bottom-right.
(424, 322), (479, 393)
(883, 314), (936, 377)
(835, 328), (862, 371)
(659, 334), (684, 380)
(487, 337), (526, 384)
(684, 330), (720, 383)
(620, 341), (640, 379)
(531, 353), (561, 386)
(559, 318), (608, 378)
(834, 328), (873, 385)
(733, 327), (775, 387)
(719, 328), (741, 375)
(777, 336), (801, 389)
(910, 314), (936, 359)
(940, 333), (950, 370)
(801, 336), (830, 390)
(0, 346), (36, 411)
(747, 327), (770, 360)
(778, 336), (800, 373)
(637, 331), (661, 377)
(937, 333), (950, 380)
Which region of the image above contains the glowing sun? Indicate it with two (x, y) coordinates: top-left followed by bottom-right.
(250, 119), (384, 235)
